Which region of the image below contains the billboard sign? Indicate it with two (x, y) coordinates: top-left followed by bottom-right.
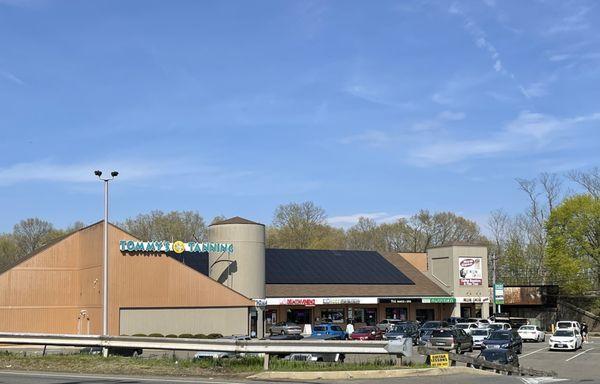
(458, 257), (483, 286)
(120, 240), (233, 254)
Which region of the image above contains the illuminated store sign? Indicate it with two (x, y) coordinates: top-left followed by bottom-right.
(120, 240), (234, 254)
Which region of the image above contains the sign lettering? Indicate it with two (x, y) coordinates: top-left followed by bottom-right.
(429, 353), (450, 368)
(120, 240), (234, 254)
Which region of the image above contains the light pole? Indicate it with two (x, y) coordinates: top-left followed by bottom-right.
(94, 170), (118, 353)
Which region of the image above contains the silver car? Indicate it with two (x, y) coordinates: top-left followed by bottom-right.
(471, 328), (490, 349)
(269, 322), (303, 335)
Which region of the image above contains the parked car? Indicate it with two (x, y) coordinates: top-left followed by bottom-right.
(384, 323), (420, 345)
(376, 319), (402, 331)
(284, 334), (345, 362)
(418, 329), (434, 346)
(312, 323), (347, 339)
(518, 325), (545, 342)
(471, 327), (490, 349)
(476, 348), (519, 368)
(454, 322), (479, 335)
(445, 317), (468, 327)
(269, 322), (303, 335)
(81, 346), (143, 357)
(420, 320), (449, 331)
(350, 326), (384, 340)
(549, 329), (582, 351)
(556, 321), (581, 332)
(487, 322), (512, 332)
(268, 333), (304, 340)
(194, 335), (252, 359)
(428, 328), (473, 354)
(482, 330), (522, 354)
(468, 318), (491, 327)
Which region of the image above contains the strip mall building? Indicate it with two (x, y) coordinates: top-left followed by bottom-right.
(0, 217), (491, 337)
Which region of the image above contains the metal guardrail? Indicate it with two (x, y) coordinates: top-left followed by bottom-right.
(0, 332), (412, 369)
(418, 346), (556, 377)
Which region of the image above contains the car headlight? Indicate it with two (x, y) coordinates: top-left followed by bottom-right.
(501, 343), (509, 348)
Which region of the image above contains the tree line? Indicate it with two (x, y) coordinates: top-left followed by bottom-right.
(1, 167), (598, 294)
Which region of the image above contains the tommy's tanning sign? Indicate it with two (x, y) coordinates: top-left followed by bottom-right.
(120, 240), (233, 254)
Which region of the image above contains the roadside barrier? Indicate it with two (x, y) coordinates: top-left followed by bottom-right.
(417, 346), (556, 377)
(0, 332), (411, 370)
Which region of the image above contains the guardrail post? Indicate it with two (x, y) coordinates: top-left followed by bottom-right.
(42, 345), (47, 356)
(263, 353), (270, 370)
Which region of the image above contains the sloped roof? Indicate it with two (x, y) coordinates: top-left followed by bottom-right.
(209, 216), (264, 226)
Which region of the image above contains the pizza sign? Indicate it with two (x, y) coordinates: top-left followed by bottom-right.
(459, 257), (483, 286)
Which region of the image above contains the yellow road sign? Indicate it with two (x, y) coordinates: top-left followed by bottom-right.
(430, 353), (450, 368)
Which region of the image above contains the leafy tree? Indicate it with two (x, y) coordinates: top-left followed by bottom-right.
(121, 211), (207, 242)
(346, 217), (381, 251)
(0, 234), (19, 270)
(268, 202), (330, 249)
(546, 194), (600, 294)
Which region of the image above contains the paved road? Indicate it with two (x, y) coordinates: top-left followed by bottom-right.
(0, 371), (535, 384)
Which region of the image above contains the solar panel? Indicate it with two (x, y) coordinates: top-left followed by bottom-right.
(266, 249), (414, 285)
(167, 251), (209, 275)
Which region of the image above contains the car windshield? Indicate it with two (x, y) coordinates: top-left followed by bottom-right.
(489, 332), (510, 340)
(313, 326), (326, 332)
(520, 326), (535, 330)
(390, 325), (408, 332)
(472, 329), (489, 336)
(422, 322), (441, 329)
(432, 329), (453, 337)
(480, 349), (508, 363)
(557, 323), (571, 328)
(455, 324), (469, 329)
(554, 330), (574, 337)
(488, 324), (503, 330)
(356, 328), (374, 333)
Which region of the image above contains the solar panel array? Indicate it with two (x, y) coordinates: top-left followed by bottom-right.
(168, 251), (209, 275)
(266, 249), (414, 285)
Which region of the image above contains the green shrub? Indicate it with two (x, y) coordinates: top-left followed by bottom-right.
(207, 333), (223, 339)
(192, 334), (206, 339)
(132, 334), (146, 337)
(148, 333), (164, 338)
(165, 334), (178, 338)
(178, 333), (194, 339)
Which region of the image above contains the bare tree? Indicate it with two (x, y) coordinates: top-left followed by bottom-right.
(121, 211), (207, 242)
(12, 218), (56, 255)
(568, 167), (600, 198)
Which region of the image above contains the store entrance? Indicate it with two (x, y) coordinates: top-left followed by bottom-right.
(286, 308), (312, 325)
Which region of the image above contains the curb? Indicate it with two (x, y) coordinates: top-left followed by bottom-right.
(247, 367), (497, 381)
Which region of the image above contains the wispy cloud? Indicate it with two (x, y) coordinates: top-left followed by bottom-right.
(327, 212), (408, 228)
(340, 130), (393, 147)
(412, 110), (466, 131)
(545, 6), (592, 34)
(409, 111), (600, 165)
(0, 69), (25, 85)
(344, 84), (413, 108)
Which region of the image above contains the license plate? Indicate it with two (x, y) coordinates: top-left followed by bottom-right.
(489, 345), (500, 349)
(435, 342), (445, 346)
(557, 344), (564, 347)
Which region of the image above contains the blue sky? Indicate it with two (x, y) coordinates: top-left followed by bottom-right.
(1, 0), (599, 233)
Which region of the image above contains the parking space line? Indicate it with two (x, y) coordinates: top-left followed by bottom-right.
(520, 347), (548, 358)
(565, 347), (595, 362)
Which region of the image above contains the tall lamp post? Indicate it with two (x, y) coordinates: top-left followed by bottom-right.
(94, 170), (118, 353)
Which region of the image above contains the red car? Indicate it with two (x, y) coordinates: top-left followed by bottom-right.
(350, 326), (384, 340)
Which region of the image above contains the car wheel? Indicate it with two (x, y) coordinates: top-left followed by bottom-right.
(456, 344), (462, 354)
(280, 330), (285, 335)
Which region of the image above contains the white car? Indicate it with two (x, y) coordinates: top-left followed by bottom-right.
(454, 322), (479, 335)
(487, 322), (512, 331)
(471, 328), (490, 349)
(549, 329), (582, 351)
(194, 335), (251, 359)
(468, 318), (491, 327)
(556, 321), (581, 332)
(518, 325), (545, 342)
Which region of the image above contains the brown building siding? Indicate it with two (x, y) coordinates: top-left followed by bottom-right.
(0, 221), (253, 335)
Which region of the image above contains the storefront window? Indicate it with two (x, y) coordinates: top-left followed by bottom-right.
(385, 307), (408, 321)
(320, 308), (344, 323)
(365, 308), (377, 325)
(416, 308), (435, 323)
(266, 309), (277, 325)
(287, 309), (312, 324)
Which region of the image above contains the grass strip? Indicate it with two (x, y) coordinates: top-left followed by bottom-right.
(0, 352), (426, 377)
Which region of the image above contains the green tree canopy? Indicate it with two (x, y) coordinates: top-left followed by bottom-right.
(546, 194), (600, 294)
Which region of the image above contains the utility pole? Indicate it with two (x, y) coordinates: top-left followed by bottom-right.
(94, 170), (118, 357)
(492, 252), (497, 315)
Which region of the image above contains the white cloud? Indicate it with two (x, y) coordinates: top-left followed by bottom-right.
(413, 110), (466, 131)
(327, 212), (408, 228)
(344, 84), (413, 109)
(546, 6), (591, 34)
(0, 69), (24, 85)
(409, 111), (600, 165)
(340, 130), (392, 147)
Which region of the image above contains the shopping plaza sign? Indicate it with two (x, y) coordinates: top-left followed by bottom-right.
(119, 240), (234, 254)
